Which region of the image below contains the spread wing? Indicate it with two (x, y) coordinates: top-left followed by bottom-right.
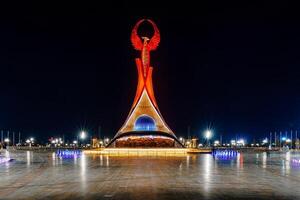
(131, 19), (144, 50)
(147, 19), (160, 50)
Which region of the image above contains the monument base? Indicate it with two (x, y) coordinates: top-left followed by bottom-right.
(84, 148), (187, 156)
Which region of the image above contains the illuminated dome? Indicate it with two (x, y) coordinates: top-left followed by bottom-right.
(134, 115), (156, 131)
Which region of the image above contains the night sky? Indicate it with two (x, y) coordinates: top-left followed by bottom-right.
(0, 2), (299, 143)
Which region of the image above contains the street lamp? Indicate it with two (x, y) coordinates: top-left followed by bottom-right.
(204, 130), (212, 147)
(79, 131), (87, 148)
(4, 138), (10, 149)
(26, 138), (34, 147)
(80, 131), (86, 140)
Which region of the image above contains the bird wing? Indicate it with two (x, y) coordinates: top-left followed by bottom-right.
(131, 19), (144, 50)
(147, 19), (160, 50)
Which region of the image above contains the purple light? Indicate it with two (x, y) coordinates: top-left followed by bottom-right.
(0, 157), (12, 164)
(292, 159), (300, 164)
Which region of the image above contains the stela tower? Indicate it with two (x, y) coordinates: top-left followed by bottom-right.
(107, 19), (183, 148)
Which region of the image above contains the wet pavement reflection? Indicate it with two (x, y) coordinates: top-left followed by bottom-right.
(0, 150), (300, 199)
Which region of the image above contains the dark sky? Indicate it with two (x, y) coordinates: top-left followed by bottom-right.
(0, 2), (299, 143)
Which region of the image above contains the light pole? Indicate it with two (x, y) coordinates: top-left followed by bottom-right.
(204, 130), (212, 147)
(4, 138), (10, 149)
(80, 131), (87, 148)
(26, 138), (34, 148)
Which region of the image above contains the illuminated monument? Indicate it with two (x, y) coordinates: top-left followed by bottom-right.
(108, 19), (183, 148)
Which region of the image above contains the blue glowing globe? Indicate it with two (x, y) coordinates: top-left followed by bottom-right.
(134, 115), (156, 131)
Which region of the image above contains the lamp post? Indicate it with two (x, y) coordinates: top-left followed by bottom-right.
(4, 138), (10, 149)
(80, 131), (87, 148)
(205, 130), (212, 147)
(26, 138), (34, 148)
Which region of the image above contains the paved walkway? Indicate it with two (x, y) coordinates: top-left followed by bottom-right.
(0, 151), (300, 200)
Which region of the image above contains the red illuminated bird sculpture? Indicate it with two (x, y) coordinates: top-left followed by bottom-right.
(129, 19), (161, 109)
(131, 19), (160, 77)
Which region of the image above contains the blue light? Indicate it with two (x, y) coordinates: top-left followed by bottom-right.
(134, 115), (156, 131)
(282, 137), (286, 141)
(56, 150), (81, 158)
(212, 149), (239, 160)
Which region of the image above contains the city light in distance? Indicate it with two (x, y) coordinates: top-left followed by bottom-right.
(214, 140), (220, 146)
(262, 138), (268, 144)
(4, 138), (9, 143)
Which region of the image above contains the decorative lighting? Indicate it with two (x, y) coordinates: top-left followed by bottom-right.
(84, 148), (187, 156)
(56, 150), (81, 158)
(292, 159), (300, 164)
(212, 149), (239, 160)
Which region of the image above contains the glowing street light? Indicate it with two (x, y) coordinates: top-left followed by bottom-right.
(4, 138), (9, 143)
(203, 129), (212, 147)
(205, 130), (212, 139)
(80, 131), (86, 140)
(26, 138), (34, 147)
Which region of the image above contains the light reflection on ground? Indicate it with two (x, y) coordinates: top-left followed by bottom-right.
(0, 150), (300, 200)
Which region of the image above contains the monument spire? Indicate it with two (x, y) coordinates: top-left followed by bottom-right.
(107, 19), (183, 148)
